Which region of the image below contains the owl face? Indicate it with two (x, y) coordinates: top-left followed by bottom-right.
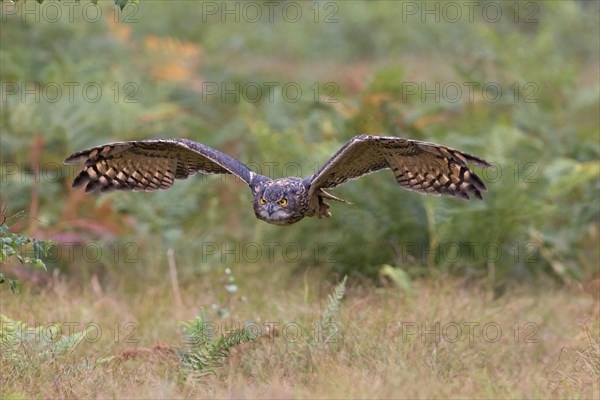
(253, 178), (308, 225)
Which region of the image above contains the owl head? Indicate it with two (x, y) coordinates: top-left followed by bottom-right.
(252, 178), (309, 225)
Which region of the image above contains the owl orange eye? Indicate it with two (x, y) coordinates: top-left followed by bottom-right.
(278, 198), (288, 206)
(259, 197), (266, 205)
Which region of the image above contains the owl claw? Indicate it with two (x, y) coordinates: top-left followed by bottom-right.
(315, 197), (332, 218)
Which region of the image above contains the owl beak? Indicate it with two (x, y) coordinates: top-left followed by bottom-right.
(267, 203), (275, 215)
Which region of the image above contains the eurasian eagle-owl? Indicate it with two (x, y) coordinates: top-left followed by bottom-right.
(65, 135), (490, 225)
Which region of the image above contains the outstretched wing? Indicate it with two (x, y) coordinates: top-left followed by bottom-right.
(64, 139), (268, 194)
(307, 135), (490, 200)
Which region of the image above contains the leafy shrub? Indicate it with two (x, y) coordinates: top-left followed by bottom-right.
(0, 211), (54, 293)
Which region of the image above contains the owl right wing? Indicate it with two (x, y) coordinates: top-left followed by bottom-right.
(64, 139), (269, 194)
(307, 135), (490, 201)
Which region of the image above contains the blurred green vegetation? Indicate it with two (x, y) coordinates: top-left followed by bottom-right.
(0, 1), (598, 290)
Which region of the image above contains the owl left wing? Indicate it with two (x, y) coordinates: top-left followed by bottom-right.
(307, 135), (490, 201)
(64, 138), (268, 194)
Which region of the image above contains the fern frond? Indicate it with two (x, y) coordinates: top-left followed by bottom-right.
(0, 314), (92, 361)
(321, 275), (347, 326)
(177, 310), (258, 377)
(207, 327), (258, 362)
(52, 325), (93, 356)
(180, 308), (215, 351)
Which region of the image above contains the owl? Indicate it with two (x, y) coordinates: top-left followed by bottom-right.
(64, 135), (490, 226)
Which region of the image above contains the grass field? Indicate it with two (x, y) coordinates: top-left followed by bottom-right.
(1, 268), (598, 399)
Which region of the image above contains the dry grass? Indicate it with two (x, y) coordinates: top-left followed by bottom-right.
(1, 268), (598, 399)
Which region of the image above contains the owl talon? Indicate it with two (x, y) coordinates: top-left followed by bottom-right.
(315, 198), (332, 218)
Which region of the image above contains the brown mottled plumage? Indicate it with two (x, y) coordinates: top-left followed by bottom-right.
(64, 135), (490, 225)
